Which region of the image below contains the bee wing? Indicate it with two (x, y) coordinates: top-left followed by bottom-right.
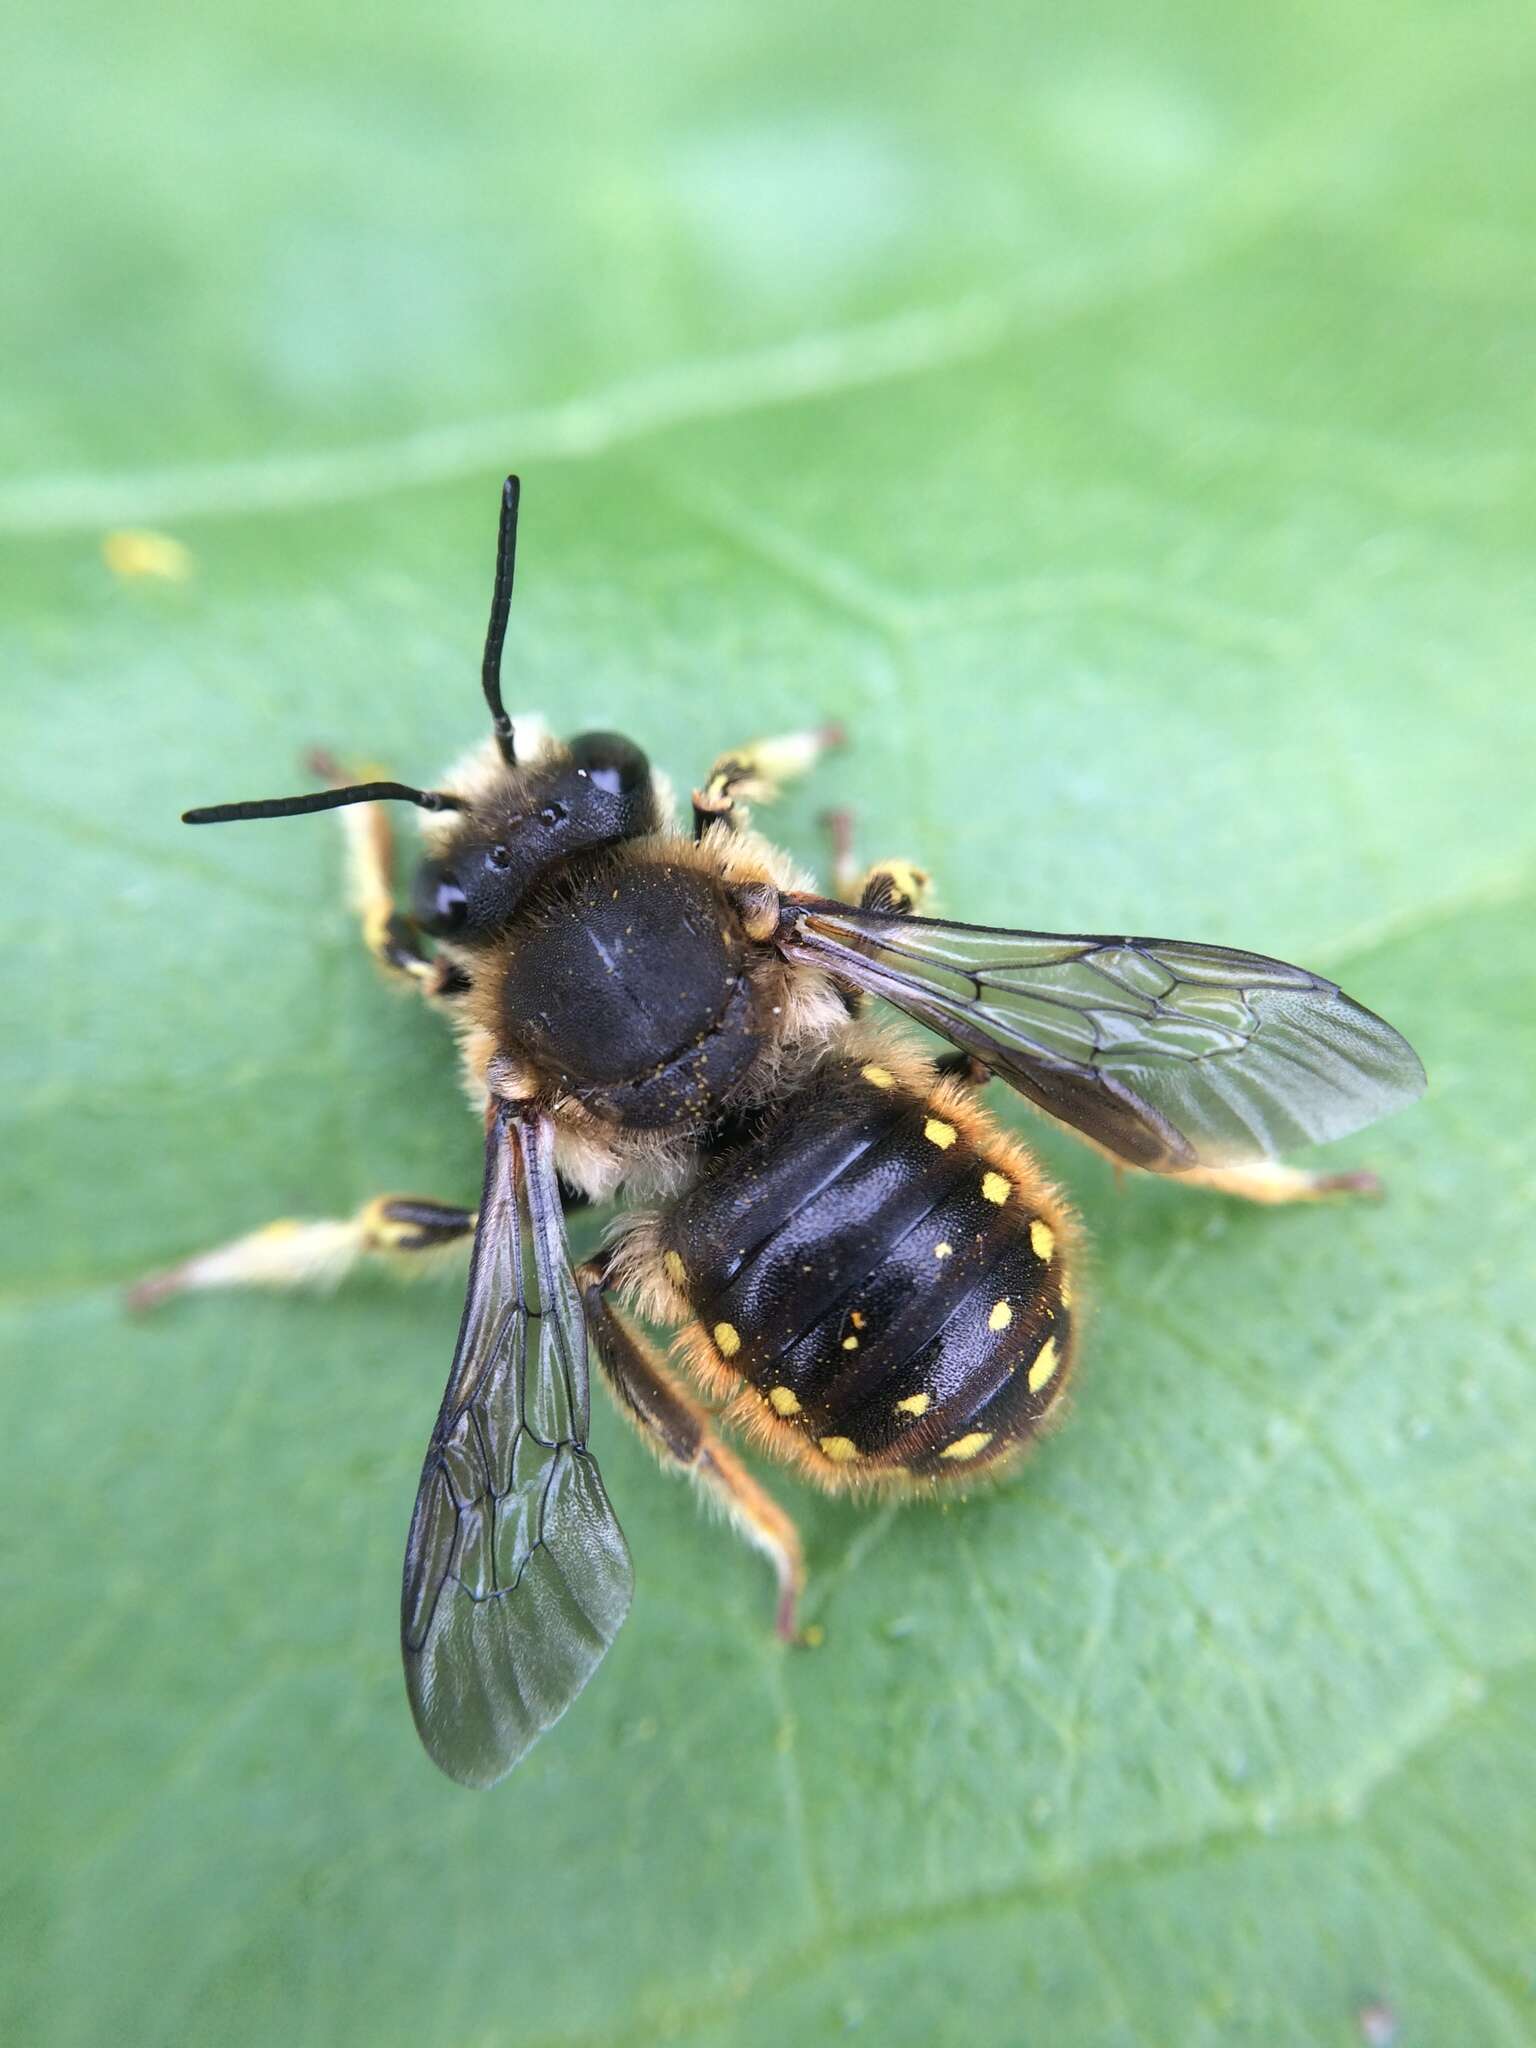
(779, 899), (1425, 1172)
(401, 1104), (633, 1787)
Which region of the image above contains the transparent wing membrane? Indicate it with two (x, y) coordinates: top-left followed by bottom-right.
(779, 901), (1425, 1171)
(401, 1106), (632, 1786)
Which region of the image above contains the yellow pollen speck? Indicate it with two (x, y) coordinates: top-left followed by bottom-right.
(982, 1171), (1011, 1205)
(1030, 1219), (1055, 1263)
(841, 1335), (859, 1351)
(662, 1250), (687, 1288)
(941, 1431), (993, 1462)
(861, 1063), (895, 1089)
(103, 528), (194, 582)
(896, 1392), (930, 1416)
(988, 1300), (1013, 1332)
(768, 1385), (801, 1416)
(933, 1241), (954, 1260)
(820, 1436), (859, 1463)
(713, 1321), (741, 1359)
(1028, 1336), (1060, 1393)
(850, 1310), (867, 1329)
(924, 1118), (957, 1150)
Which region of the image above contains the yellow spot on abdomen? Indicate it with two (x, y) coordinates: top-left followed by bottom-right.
(895, 1392), (930, 1417)
(662, 1249), (688, 1289)
(988, 1300), (1012, 1332)
(768, 1385), (801, 1416)
(982, 1171), (1011, 1205)
(861, 1063), (895, 1089)
(934, 1241), (953, 1260)
(1030, 1219), (1055, 1263)
(713, 1321), (741, 1359)
(1028, 1336), (1060, 1393)
(940, 1431), (994, 1462)
(924, 1118), (957, 1150)
(819, 1435), (859, 1463)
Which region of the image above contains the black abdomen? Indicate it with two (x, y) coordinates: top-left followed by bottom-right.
(661, 1055), (1075, 1481)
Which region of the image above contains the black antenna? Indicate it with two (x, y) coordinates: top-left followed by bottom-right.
(183, 782), (465, 826)
(481, 474), (520, 766)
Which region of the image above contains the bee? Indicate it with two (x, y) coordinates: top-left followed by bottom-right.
(139, 476), (1425, 1787)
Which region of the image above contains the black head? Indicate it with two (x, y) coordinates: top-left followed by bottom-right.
(181, 479), (658, 928)
(411, 729), (656, 942)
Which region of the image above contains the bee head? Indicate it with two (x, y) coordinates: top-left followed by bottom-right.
(411, 729), (656, 942)
(182, 478), (660, 933)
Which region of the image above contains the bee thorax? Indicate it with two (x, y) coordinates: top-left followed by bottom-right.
(496, 861), (767, 1129)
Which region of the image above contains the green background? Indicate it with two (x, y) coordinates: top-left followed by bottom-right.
(5, 1), (1533, 2042)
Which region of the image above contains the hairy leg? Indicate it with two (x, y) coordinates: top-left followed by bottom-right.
(820, 808), (932, 914)
(580, 1271), (805, 1640)
(307, 748), (464, 996)
(692, 723), (845, 841)
(128, 1195), (475, 1311)
(1168, 1160), (1383, 1205)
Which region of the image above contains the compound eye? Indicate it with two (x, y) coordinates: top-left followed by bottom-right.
(412, 857), (468, 935)
(568, 731), (649, 797)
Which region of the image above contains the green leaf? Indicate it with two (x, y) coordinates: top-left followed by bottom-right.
(5, 2), (1534, 2044)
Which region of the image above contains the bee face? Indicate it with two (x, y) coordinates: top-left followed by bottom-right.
(412, 729), (656, 943)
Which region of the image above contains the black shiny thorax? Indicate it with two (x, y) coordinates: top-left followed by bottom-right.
(497, 856), (769, 1130)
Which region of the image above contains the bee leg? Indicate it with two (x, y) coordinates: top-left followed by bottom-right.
(579, 1272), (806, 1642)
(934, 1049), (993, 1090)
(1169, 1161), (1384, 1205)
(126, 1196), (475, 1311)
(820, 806), (861, 897)
(691, 722), (845, 842)
(855, 857), (932, 917)
(307, 749), (461, 997)
(818, 806), (933, 914)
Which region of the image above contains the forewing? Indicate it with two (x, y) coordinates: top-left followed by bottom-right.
(780, 900), (1425, 1171)
(401, 1105), (633, 1787)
